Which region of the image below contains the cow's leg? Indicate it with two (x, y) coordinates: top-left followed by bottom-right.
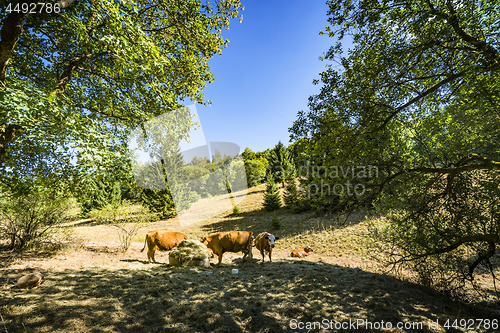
(148, 245), (157, 263)
(150, 249), (156, 263)
(217, 252), (223, 267)
(147, 247), (153, 263)
(242, 252), (247, 263)
(269, 249), (272, 262)
(260, 249), (265, 262)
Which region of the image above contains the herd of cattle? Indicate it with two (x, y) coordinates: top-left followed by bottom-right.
(140, 230), (314, 266)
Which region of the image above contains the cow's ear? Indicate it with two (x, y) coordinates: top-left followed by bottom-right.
(265, 235), (269, 239)
(275, 236), (280, 240)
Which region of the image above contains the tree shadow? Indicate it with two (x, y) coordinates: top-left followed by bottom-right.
(2, 259), (497, 332)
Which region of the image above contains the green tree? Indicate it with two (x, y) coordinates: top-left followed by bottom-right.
(242, 148), (267, 187)
(290, 0), (500, 295)
(263, 177), (282, 211)
(78, 177), (122, 216)
(242, 147), (256, 161)
(255, 148), (272, 163)
(138, 147), (195, 219)
(0, 0), (243, 194)
(244, 158), (267, 187)
(268, 141), (295, 187)
(287, 137), (311, 171)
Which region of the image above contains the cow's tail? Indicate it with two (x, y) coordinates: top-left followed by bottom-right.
(140, 234), (147, 252)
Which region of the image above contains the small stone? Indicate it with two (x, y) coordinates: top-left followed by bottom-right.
(17, 272), (44, 289)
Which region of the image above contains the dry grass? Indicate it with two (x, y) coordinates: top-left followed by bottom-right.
(1, 184), (500, 332)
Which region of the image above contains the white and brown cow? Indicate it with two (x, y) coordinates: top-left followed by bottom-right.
(253, 232), (279, 262)
(141, 231), (188, 263)
(201, 231), (253, 267)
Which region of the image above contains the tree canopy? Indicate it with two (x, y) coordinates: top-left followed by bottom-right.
(0, 0), (243, 192)
(290, 0), (500, 295)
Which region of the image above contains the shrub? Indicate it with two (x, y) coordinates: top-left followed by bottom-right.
(90, 200), (156, 252)
(0, 192), (73, 251)
(270, 214), (281, 229)
(232, 205), (240, 216)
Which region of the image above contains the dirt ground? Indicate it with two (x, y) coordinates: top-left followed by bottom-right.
(1, 185), (500, 332)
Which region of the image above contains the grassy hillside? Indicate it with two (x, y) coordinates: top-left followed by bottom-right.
(1, 184), (499, 332)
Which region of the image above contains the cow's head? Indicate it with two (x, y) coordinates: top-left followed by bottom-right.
(265, 234), (279, 248)
(304, 246), (313, 253)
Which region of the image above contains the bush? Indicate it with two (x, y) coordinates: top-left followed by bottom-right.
(270, 214), (281, 229)
(232, 205), (240, 216)
(0, 192), (73, 251)
(90, 200), (156, 252)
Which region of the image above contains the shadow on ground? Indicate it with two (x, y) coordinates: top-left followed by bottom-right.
(2, 259), (497, 333)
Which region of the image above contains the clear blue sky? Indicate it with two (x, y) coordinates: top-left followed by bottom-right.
(194, 1), (343, 154)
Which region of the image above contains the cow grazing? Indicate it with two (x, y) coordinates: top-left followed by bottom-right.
(141, 231), (188, 263)
(291, 246), (314, 258)
(253, 232), (279, 262)
(201, 231), (253, 267)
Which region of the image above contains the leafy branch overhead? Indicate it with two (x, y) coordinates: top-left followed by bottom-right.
(290, 0), (500, 294)
(0, 0), (243, 190)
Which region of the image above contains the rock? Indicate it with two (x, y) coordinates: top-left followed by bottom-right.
(17, 272), (44, 289)
(168, 240), (211, 267)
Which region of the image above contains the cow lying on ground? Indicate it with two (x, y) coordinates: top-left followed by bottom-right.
(201, 231), (253, 267)
(253, 232), (279, 263)
(141, 231), (188, 263)
(291, 246), (314, 258)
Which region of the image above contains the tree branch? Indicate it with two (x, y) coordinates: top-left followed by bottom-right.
(0, 1), (37, 83)
(398, 234), (500, 263)
(377, 70), (466, 130)
(63, 101), (129, 122)
(51, 52), (109, 96)
(468, 242), (496, 280)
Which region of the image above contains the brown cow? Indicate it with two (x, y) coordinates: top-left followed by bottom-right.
(253, 232), (279, 263)
(291, 246), (314, 258)
(141, 231), (188, 263)
(201, 231), (253, 267)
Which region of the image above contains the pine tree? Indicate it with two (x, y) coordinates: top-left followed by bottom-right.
(283, 180), (298, 208)
(263, 177), (282, 211)
(141, 188), (177, 219)
(110, 181), (122, 207)
(283, 180), (309, 213)
(140, 146), (195, 218)
(78, 177), (122, 216)
(268, 141), (295, 187)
